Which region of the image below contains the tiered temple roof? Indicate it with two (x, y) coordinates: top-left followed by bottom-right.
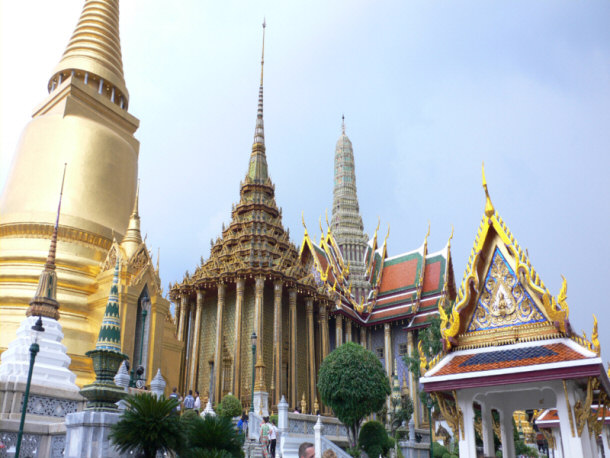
(172, 22), (308, 294)
(299, 220), (455, 327)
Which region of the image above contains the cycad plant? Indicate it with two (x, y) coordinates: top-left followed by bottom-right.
(180, 414), (244, 458)
(109, 392), (185, 458)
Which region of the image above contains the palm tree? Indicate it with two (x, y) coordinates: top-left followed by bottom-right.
(109, 392), (185, 458)
(180, 414), (244, 458)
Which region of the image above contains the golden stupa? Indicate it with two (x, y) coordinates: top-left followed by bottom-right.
(0, 0), (182, 387)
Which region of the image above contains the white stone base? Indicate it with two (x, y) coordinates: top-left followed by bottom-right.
(0, 316), (78, 392)
(64, 410), (126, 458)
(253, 391), (269, 417)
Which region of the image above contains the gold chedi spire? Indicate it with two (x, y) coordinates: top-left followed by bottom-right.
(0, 0), (140, 386)
(27, 165), (67, 320)
(49, 0), (128, 107)
(247, 19), (268, 183)
(121, 179), (143, 259)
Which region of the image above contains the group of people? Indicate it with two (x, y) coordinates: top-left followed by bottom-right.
(259, 416), (278, 458)
(169, 387), (202, 414)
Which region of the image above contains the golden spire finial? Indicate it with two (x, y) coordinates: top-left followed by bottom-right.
(132, 179), (140, 218)
(319, 216), (324, 237)
(592, 314), (600, 355)
(375, 217), (380, 234)
(482, 162), (495, 218)
(261, 18), (266, 86)
(325, 209), (331, 233)
(50, 0), (128, 103)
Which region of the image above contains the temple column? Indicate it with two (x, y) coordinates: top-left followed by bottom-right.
(360, 326), (366, 348)
(253, 276), (268, 416)
(480, 402), (494, 457)
(383, 323), (392, 378)
(345, 319), (352, 343)
(335, 314), (343, 348)
(320, 303), (329, 360)
(456, 391), (477, 458)
(232, 279), (245, 398)
(554, 380), (593, 457)
(188, 290), (204, 392)
(306, 297), (315, 413)
(273, 280), (283, 408)
(288, 288), (297, 408)
(213, 283), (225, 404)
(407, 331), (420, 426)
(178, 294), (188, 341)
(498, 404), (516, 458)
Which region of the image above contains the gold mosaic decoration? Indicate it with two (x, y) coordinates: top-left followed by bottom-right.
(467, 248), (544, 332)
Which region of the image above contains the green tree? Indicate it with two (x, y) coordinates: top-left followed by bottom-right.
(217, 394), (242, 418)
(317, 342), (391, 447)
(180, 414), (244, 458)
(109, 392), (185, 458)
(358, 420), (393, 458)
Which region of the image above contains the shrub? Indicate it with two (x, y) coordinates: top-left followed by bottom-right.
(217, 394), (242, 418)
(358, 421), (392, 458)
(432, 442), (448, 458)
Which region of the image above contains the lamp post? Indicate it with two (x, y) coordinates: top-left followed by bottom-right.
(250, 332), (257, 413)
(15, 316), (45, 458)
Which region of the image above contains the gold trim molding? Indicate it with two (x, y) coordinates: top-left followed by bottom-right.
(0, 223), (112, 250)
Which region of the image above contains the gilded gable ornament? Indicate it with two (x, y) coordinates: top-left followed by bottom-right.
(468, 248), (544, 332)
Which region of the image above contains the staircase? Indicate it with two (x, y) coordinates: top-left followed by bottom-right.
(244, 438), (268, 458)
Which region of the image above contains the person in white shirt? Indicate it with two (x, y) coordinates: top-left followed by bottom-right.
(269, 419), (278, 458)
(194, 390), (201, 414)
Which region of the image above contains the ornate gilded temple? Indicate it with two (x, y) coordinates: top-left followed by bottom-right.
(0, 0), (181, 388)
(170, 24), (323, 413)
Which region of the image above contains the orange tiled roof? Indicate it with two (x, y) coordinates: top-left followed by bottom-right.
(434, 343), (587, 377)
(422, 261), (441, 293)
(378, 258), (418, 293)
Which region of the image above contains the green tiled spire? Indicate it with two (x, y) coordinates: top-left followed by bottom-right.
(95, 259), (122, 352)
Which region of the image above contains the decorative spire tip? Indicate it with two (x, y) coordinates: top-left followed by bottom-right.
(482, 162), (495, 218)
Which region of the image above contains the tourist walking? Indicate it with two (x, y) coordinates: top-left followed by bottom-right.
(269, 419), (278, 458)
(237, 413), (248, 435)
(169, 387), (181, 415)
(194, 390), (201, 414)
(259, 416), (271, 458)
(183, 390), (195, 410)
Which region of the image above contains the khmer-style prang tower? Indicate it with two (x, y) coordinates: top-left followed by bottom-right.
(0, 0), (181, 388)
(330, 117), (370, 303)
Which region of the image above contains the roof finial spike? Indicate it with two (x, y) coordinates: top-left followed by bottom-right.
(482, 162), (495, 217)
(261, 18), (266, 87)
(341, 114), (345, 135)
(447, 225), (454, 248)
(46, 163), (68, 269)
(132, 179), (140, 217)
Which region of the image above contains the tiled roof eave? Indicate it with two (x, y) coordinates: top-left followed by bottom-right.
(421, 358), (603, 393)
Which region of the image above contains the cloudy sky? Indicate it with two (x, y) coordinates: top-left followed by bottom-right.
(1, 1), (609, 358)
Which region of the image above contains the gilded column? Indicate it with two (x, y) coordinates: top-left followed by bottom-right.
(345, 319), (352, 342)
(178, 294), (188, 341)
(305, 297), (315, 412)
(320, 303), (330, 360)
(407, 331), (420, 426)
(335, 314), (343, 347)
(213, 283), (225, 404)
(188, 290), (204, 391)
(273, 280), (283, 407)
(360, 326), (367, 349)
(232, 278), (245, 397)
(254, 276), (266, 390)
(288, 288), (297, 408)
